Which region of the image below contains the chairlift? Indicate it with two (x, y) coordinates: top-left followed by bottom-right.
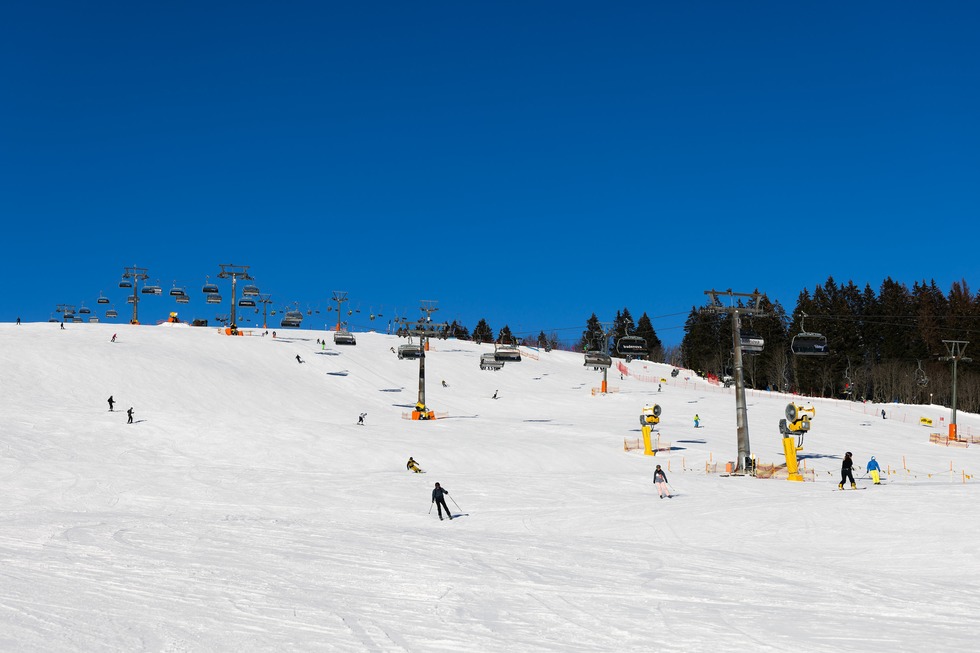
(398, 343), (422, 360)
(740, 331), (764, 354)
(97, 294), (110, 304)
(119, 279), (132, 289)
(142, 284), (162, 295)
(241, 284), (260, 297)
(238, 298), (256, 308)
(616, 335), (647, 362)
(915, 360), (929, 387)
(106, 308), (118, 318)
(169, 284), (187, 297)
(202, 281), (219, 294)
(126, 296), (135, 304)
(176, 295), (190, 304)
(584, 352), (612, 369)
(334, 330), (357, 345)
(206, 293), (222, 304)
(791, 313), (829, 356)
(480, 352), (504, 370)
(88, 316), (99, 323)
(280, 310), (303, 328)
(78, 306), (91, 315)
(494, 343), (522, 362)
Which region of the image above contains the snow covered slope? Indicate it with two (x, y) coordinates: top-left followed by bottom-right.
(1, 322), (978, 652)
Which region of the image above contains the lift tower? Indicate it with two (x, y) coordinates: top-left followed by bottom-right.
(941, 340), (971, 441)
(121, 266), (150, 324)
(217, 264), (254, 333)
(395, 300), (449, 420)
(702, 289), (767, 473)
(256, 294), (274, 330)
(330, 291), (349, 331)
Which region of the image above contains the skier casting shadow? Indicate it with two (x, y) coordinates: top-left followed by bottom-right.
(432, 482), (453, 520)
(407, 457), (424, 473)
(296, 355), (304, 364)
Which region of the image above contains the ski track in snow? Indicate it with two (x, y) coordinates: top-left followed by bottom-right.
(1, 323), (979, 651)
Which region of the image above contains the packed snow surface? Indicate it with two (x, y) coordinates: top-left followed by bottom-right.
(1, 322), (978, 652)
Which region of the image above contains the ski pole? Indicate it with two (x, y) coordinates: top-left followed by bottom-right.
(428, 502), (434, 515)
(449, 495), (462, 511)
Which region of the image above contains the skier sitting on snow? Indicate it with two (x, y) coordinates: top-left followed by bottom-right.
(407, 457), (423, 473)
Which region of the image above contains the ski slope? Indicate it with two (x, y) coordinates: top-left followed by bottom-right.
(1, 322), (978, 652)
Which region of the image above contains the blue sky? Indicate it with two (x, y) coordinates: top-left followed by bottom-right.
(3, 1), (978, 345)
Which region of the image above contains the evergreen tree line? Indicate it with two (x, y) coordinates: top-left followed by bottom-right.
(680, 277), (980, 413)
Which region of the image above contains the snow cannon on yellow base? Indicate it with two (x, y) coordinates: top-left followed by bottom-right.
(779, 403), (815, 482)
(640, 404), (662, 456)
(412, 401), (436, 421)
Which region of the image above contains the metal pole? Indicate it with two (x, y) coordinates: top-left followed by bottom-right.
(131, 278), (139, 324)
(732, 313), (751, 471)
(230, 276), (238, 330)
(418, 336), (427, 409)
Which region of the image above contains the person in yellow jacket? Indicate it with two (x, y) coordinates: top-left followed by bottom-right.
(406, 457), (424, 473)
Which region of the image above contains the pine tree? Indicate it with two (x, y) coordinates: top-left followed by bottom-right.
(497, 325), (514, 344)
(581, 313), (605, 352)
(472, 319), (494, 344)
(634, 312), (663, 361)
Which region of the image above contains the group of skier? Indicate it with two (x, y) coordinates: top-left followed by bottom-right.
(107, 396), (134, 424)
(839, 452), (883, 488)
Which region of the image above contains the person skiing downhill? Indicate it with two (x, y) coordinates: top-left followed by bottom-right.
(127, 407), (134, 424)
(693, 414), (700, 428)
(407, 457), (423, 473)
(107, 396), (115, 412)
(839, 451), (856, 489)
(432, 482), (453, 520)
(357, 412), (366, 426)
(867, 456), (882, 485)
(111, 334), (117, 342)
(296, 354), (304, 364)
(653, 464), (671, 499)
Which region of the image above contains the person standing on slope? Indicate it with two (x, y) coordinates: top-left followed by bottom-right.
(432, 482), (453, 520)
(127, 407), (134, 424)
(693, 414), (700, 428)
(653, 464), (671, 499)
(839, 451), (856, 489)
(867, 455), (882, 485)
(107, 396), (115, 412)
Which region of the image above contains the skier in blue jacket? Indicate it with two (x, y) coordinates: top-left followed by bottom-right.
(867, 456), (882, 485)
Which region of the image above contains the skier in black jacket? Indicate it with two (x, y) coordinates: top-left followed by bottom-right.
(431, 482), (453, 520)
(839, 451), (856, 489)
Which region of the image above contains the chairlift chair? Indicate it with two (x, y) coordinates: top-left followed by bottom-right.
(334, 330), (357, 345)
(791, 313), (829, 356)
(494, 343), (522, 362)
(106, 308), (118, 318)
(88, 316), (99, 323)
(79, 306), (91, 314)
(242, 285), (260, 297)
(170, 285), (186, 297)
(616, 335), (647, 362)
(740, 331), (764, 354)
(584, 352), (612, 369)
(176, 295), (190, 304)
(206, 293), (222, 304)
(119, 279), (132, 289)
(202, 282), (219, 294)
(480, 352), (504, 370)
(398, 344), (422, 360)
(97, 294), (109, 304)
(238, 298), (256, 308)
(790, 333), (829, 356)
